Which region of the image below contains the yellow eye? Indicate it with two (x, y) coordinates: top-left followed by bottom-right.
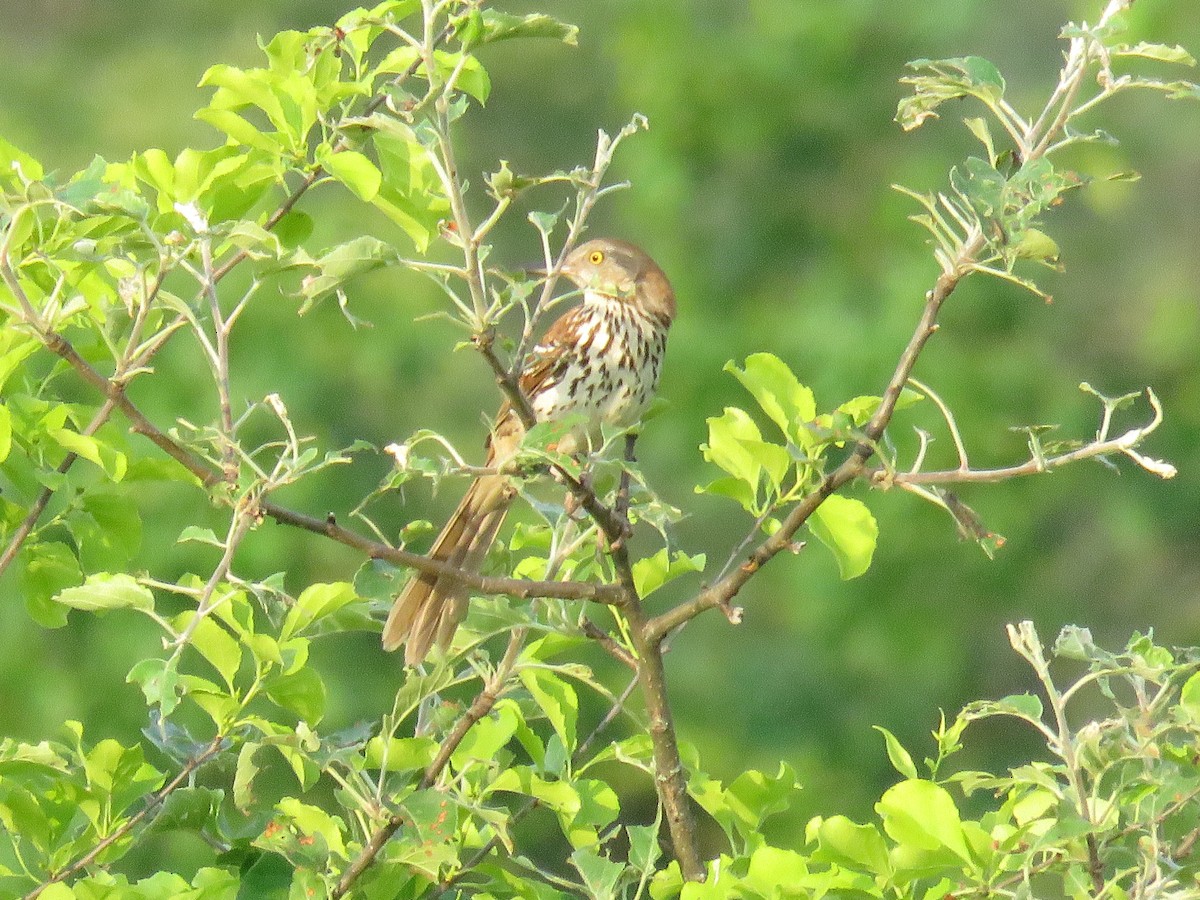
(588, 250), (605, 265)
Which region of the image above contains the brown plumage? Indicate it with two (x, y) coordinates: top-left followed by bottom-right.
(382, 238), (676, 664)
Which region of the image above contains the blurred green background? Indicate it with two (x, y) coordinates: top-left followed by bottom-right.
(1, 0), (1198, 838)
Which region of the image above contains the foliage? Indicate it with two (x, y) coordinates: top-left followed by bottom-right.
(0, 0), (1196, 897)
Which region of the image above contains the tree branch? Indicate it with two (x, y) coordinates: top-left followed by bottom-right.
(434, 673), (641, 897)
(22, 734), (225, 900)
(332, 628), (526, 899)
(20, 317), (622, 605)
(647, 231), (986, 643)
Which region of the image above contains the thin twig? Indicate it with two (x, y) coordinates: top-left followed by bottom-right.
(170, 508), (255, 648)
(876, 389), (1173, 487)
(199, 238), (238, 484)
(908, 377), (969, 470)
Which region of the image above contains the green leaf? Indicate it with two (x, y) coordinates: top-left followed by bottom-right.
(293, 235), (399, 306)
(0, 404), (11, 462)
(193, 107), (284, 153)
(21, 541), (82, 628)
(321, 149), (382, 202)
(371, 126), (448, 251)
(627, 823), (662, 874)
(695, 474), (757, 512)
(566, 778), (621, 847)
(77, 491), (142, 568)
(1180, 672), (1200, 723)
(176, 611), (243, 690)
(273, 210), (314, 247)
(233, 742), (261, 810)
(875, 779), (971, 861)
(725, 353), (817, 444)
(691, 763), (798, 851)
(365, 736), (438, 772)
(963, 116), (997, 165)
(519, 668), (578, 753)
(702, 407), (763, 488)
(873, 726), (919, 780)
(631, 548), (706, 598)
(811, 815), (891, 875)
(809, 495), (878, 579)
(145, 786), (225, 836)
(0, 136), (44, 185)
(198, 64), (310, 149)
(384, 48), (491, 103)
(47, 426), (127, 481)
(477, 11), (579, 46)
(127, 657), (183, 716)
(962, 693), (1044, 727)
(265, 666), (327, 724)
(281, 581), (361, 640)
(726, 763), (799, 837)
(177, 526), (224, 547)
(570, 847), (624, 900)
(1112, 42), (1196, 66)
(54, 572), (154, 613)
(272, 797), (348, 860)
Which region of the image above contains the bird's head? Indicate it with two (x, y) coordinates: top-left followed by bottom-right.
(559, 238), (676, 322)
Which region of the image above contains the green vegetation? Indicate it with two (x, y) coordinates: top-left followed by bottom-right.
(0, 1), (1198, 897)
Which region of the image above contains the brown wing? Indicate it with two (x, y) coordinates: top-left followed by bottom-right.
(382, 306), (586, 663)
(517, 306), (585, 399)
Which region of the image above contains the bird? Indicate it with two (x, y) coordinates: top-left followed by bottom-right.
(382, 238), (676, 664)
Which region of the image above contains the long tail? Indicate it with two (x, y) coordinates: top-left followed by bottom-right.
(382, 423), (520, 664)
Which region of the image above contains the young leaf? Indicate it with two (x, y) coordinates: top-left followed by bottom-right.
(1112, 42), (1196, 66)
(265, 667), (327, 724)
(519, 668), (578, 753)
(873, 726), (920, 780)
(809, 495), (878, 580)
(54, 572), (154, 613)
(701, 407), (764, 490)
(127, 657), (183, 717)
(725, 352), (817, 444)
(811, 815), (891, 875)
(321, 149), (383, 202)
(897, 56), (1007, 131)
(875, 779), (972, 861)
(478, 11), (579, 46)
(631, 548), (706, 598)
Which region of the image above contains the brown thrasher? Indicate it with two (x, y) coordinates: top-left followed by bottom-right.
(382, 238), (676, 664)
